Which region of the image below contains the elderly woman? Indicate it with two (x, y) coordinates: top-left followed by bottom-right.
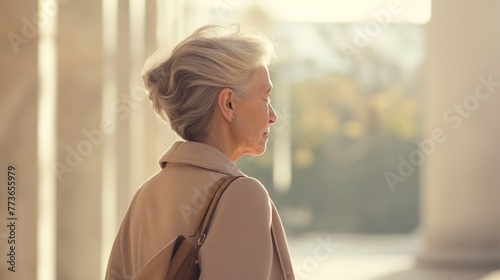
(106, 25), (295, 280)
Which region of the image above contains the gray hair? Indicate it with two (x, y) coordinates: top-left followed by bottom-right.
(142, 24), (275, 142)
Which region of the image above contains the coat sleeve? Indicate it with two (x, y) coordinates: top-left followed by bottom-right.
(199, 177), (273, 279)
(105, 188), (144, 280)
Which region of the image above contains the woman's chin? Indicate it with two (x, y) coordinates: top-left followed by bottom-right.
(246, 145), (267, 157)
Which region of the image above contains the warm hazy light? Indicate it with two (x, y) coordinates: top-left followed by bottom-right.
(128, 0), (146, 196)
(37, 0), (58, 279)
(101, 0), (118, 278)
(273, 78), (292, 193)
(260, 0), (431, 24)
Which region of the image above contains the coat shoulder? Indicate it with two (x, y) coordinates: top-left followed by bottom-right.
(225, 176), (270, 203)
(218, 176), (272, 220)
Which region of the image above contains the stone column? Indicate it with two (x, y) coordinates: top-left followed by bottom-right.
(0, 2), (39, 279)
(56, 0), (103, 279)
(418, 0), (500, 272)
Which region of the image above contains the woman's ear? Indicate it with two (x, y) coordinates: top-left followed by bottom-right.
(217, 88), (234, 123)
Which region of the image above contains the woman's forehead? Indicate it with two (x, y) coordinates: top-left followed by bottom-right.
(251, 67), (273, 93)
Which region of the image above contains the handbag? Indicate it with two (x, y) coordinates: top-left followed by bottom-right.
(131, 175), (242, 280)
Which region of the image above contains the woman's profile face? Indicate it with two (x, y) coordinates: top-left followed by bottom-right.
(232, 66), (277, 157)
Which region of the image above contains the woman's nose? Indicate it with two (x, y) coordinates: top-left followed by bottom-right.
(269, 104), (277, 125)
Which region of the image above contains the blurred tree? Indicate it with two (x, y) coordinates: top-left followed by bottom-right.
(238, 21), (424, 234)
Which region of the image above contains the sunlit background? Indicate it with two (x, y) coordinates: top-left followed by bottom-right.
(2, 0), (500, 279)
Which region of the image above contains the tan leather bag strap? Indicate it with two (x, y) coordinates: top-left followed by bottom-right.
(189, 176), (230, 237)
(189, 175), (240, 238)
(197, 176), (241, 243)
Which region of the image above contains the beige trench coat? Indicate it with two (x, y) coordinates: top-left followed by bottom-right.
(106, 141), (295, 280)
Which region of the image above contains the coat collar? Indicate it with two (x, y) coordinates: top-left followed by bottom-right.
(159, 141), (246, 177)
